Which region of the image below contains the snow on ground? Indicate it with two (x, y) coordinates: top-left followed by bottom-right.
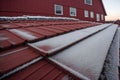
(49, 24), (118, 80)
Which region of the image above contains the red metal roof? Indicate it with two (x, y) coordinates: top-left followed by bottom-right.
(1, 19), (117, 80)
(2, 58), (71, 80)
(0, 46), (40, 75)
(0, 30), (25, 49)
(0, 20), (99, 50)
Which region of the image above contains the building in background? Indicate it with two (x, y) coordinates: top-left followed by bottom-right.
(0, 0), (106, 22)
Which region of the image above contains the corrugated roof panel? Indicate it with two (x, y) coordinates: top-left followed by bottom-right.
(28, 24), (109, 56)
(4, 59), (70, 80)
(41, 68), (62, 80)
(0, 46), (40, 74)
(49, 25), (118, 80)
(59, 25), (74, 31)
(21, 22), (41, 27)
(49, 25), (71, 32)
(38, 26), (65, 34)
(0, 40), (11, 49)
(25, 27), (58, 37)
(0, 46), (26, 56)
(13, 23), (33, 27)
(9, 29), (38, 41)
(54, 73), (68, 80)
(9, 28), (45, 42)
(17, 28), (45, 40)
(0, 30), (25, 49)
(4, 60), (47, 80)
(0, 23), (19, 29)
(0, 19), (109, 80)
(25, 63), (55, 80)
(0, 25), (4, 30)
(35, 20), (78, 26)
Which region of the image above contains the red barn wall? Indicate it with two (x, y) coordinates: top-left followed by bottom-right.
(0, 0), (106, 22)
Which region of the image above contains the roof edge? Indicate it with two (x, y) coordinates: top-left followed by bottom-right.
(0, 16), (79, 21)
(100, 0), (107, 16)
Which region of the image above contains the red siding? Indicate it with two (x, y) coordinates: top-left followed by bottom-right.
(0, 0), (106, 22)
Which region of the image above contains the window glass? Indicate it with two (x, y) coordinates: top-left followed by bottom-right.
(55, 4), (63, 15)
(85, 0), (92, 5)
(90, 11), (94, 18)
(84, 10), (89, 17)
(101, 14), (104, 20)
(70, 7), (77, 16)
(96, 14), (100, 21)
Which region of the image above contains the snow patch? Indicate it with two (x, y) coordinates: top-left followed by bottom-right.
(0, 16), (78, 21)
(29, 24), (110, 54)
(9, 29), (37, 40)
(102, 28), (119, 80)
(49, 24), (118, 80)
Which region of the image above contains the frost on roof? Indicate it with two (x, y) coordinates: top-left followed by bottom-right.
(102, 29), (119, 80)
(0, 16), (78, 21)
(118, 28), (120, 46)
(9, 29), (37, 40)
(49, 25), (118, 80)
(29, 24), (110, 55)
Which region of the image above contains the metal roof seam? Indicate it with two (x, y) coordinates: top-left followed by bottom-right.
(0, 57), (42, 80)
(37, 27), (64, 34)
(28, 24), (109, 57)
(6, 30), (26, 42)
(52, 71), (63, 80)
(23, 61), (48, 79)
(19, 28), (46, 39)
(0, 20), (111, 80)
(52, 72), (66, 80)
(0, 47), (28, 57)
(97, 26), (118, 79)
(49, 25), (118, 80)
(99, 27), (119, 80)
(49, 58), (90, 80)
(24, 62), (55, 80)
(40, 67), (56, 80)
(24, 28), (48, 37)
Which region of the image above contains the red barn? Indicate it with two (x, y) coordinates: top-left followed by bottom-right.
(0, 0), (106, 22)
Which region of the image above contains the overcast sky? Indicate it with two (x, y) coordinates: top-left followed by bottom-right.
(102, 0), (120, 21)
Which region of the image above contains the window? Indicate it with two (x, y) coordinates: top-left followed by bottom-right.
(85, 0), (92, 5)
(90, 11), (94, 18)
(101, 14), (104, 20)
(70, 7), (77, 16)
(54, 4), (63, 15)
(84, 10), (89, 18)
(96, 14), (100, 21)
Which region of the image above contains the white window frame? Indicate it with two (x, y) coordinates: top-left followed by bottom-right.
(101, 14), (104, 20)
(85, 0), (92, 5)
(84, 10), (89, 18)
(90, 11), (94, 18)
(96, 14), (100, 21)
(70, 7), (77, 16)
(54, 4), (63, 15)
